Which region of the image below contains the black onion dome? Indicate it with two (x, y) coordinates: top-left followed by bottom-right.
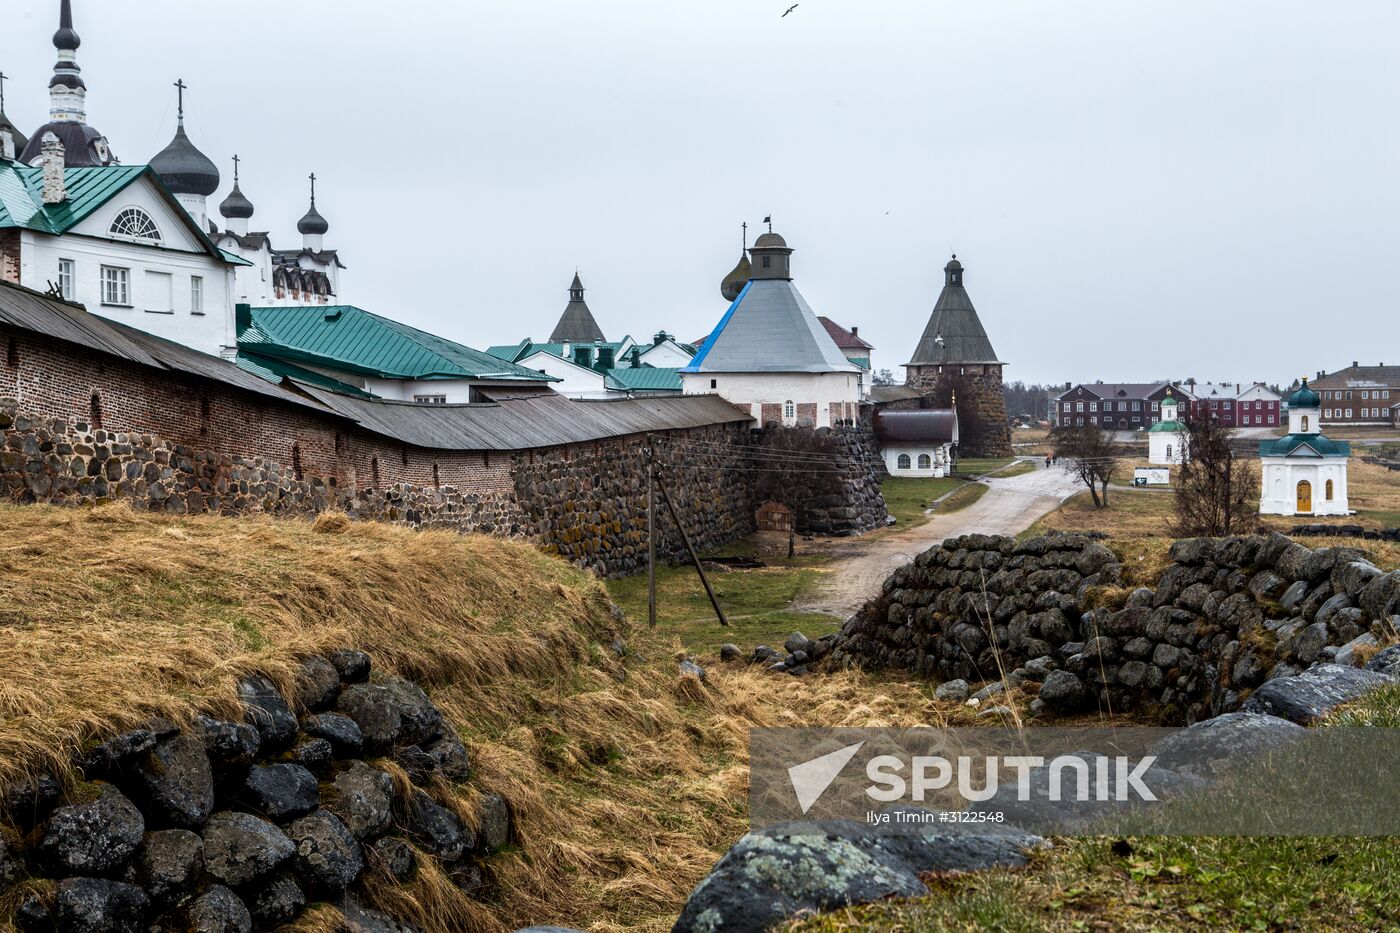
(20, 122), (114, 167)
(150, 125), (220, 196)
(297, 202), (329, 235)
(53, 0), (81, 51)
(219, 181), (254, 220)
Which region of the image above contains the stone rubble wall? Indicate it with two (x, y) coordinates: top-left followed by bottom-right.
(747, 424), (888, 537)
(903, 369), (1012, 458)
(0, 651), (509, 933)
(832, 531), (1400, 723)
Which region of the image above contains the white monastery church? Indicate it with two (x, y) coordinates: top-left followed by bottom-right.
(682, 228), (861, 428)
(1148, 389), (1187, 465)
(1258, 380), (1351, 517)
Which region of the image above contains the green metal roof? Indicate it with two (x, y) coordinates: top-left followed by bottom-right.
(240, 305), (556, 382)
(1148, 419), (1184, 433)
(606, 366), (683, 392)
(234, 351), (376, 398)
(1258, 434), (1351, 458)
(0, 161), (241, 265)
(848, 356), (871, 370)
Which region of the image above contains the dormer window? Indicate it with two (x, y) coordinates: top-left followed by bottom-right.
(110, 208), (162, 243)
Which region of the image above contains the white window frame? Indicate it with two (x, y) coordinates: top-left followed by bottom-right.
(109, 207), (162, 243)
(414, 395), (448, 405)
(784, 400), (796, 420)
(897, 453), (911, 470)
(190, 276), (204, 315)
(100, 266), (131, 306)
(57, 258), (75, 300)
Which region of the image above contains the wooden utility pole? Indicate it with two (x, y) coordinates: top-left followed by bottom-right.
(646, 437), (657, 628)
(655, 470), (728, 627)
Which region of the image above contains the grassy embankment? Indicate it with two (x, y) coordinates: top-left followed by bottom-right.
(0, 503), (985, 933)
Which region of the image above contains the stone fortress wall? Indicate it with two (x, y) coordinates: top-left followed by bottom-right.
(0, 326), (887, 578)
(833, 531), (1400, 723)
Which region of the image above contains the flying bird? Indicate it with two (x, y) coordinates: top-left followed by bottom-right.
(783, 4), (799, 17)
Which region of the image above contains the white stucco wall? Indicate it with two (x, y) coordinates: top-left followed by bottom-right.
(679, 370), (860, 428)
(18, 179), (236, 357)
(1259, 457), (1350, 516)
(638, 341), (693, 368)
(515, 351), (615, 400)
(883, 444), (952, 477)
(1148, 430), (1187, 465)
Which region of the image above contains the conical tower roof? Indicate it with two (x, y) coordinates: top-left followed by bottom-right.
(549, 273), (606, 343)
(907, 256), (1002, 366)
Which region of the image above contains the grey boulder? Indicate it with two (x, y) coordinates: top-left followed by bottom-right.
(287, 810), (364, 893)
(1366, 645), (1400, 679)
(1243, 664), (1396, 725)
(327, 649), (372, 684)
(127, 733), (215, 829)
(477, 793), (511, 852)
(39, 784), (144, 875)
(326, 762), (395, 841)
(201, 811), (294, 887)
(54, 878), (149, 933)
(367, 837), (417, 882)
(403, 790), (472, 862)
(296, 656), (343, 711)
(243, 764), (320, 821)
(301, 712), (365, 758)
(132, 829), (204, 905)
(1149, 711), (1307, 778)
(238, 676), (298, 749)
(672, 829), (927, 933)
(1037, 670), (1088, 714)
(181, 885), (251, 933)
(246, 875), (305, 929)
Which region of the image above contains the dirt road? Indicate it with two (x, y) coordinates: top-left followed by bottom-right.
(793, 463), (1084, 619)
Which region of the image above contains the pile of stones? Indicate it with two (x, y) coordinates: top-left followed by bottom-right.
(0, 652), (510, 933)
(831, 532), (1400, 723)
(719, 632), (840, 676)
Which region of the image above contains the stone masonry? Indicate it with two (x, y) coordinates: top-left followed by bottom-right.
(833, 531), (1400, 723)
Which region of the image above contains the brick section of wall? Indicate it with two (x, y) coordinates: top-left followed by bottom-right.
(795, 402), (817, 428)
(760, 403), (781, 428)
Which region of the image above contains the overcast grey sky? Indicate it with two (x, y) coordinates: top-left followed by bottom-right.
(3, 0), (1396, 385)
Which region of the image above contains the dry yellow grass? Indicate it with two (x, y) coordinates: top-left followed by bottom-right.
(0, 503), (975, 933)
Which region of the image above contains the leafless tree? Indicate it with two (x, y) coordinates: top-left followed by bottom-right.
(1053, 425), (1117, 508)
(1172, 409), (1260, 536)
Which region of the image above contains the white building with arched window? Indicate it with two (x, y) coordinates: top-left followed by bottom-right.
(875, 409), (959, 477)
(1259, 380), (1351, 517)
(1148, 389), (1187, 465)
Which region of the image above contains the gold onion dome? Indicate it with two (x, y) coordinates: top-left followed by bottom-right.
(720, 253), (751, 302)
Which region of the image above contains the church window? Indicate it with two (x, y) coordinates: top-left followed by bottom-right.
(101, 266), (130, 306)
(1166, 445), (1173, 460)
(5, 335), (16, 369)
(897, 454), (911, 470)
(784, 400), (795, 420)
(58, 259), (75, 300)
(917, 454), (932, 470)
(1301, 416), (1310, 432)
(190, 276), (203, 314)
(109, 208), (161, 243)
(432, 464), (441, 488)
(370, 457), (380, 487)
(89, 392), (103, 429)
(414, 395), (448, 405)
(711, 379), (717, 390)
(1326, 479), (1335, 501)
(762, 256), (771, 269)
(292, 443), (303, 480)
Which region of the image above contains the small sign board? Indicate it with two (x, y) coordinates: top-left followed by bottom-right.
(1134, 468), (1170, 487)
